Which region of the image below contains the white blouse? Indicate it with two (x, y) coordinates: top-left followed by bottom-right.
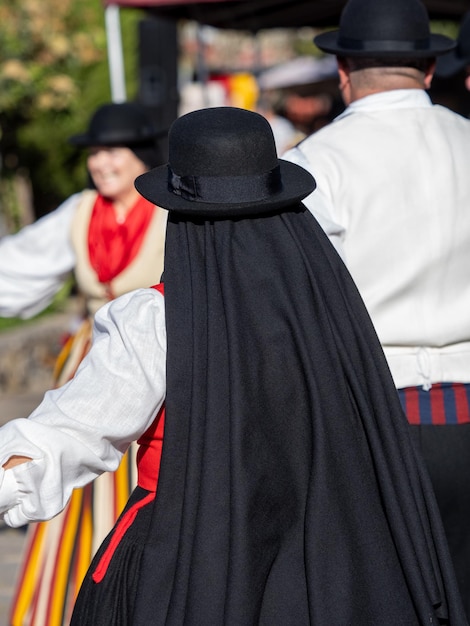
(0, 194), (79, 319)
(0, 288), (166, 527)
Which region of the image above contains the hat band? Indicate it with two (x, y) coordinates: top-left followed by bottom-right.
(168, 165), (282, 204)
(86, 129), (156, 145)
(338, 36), (431, 52)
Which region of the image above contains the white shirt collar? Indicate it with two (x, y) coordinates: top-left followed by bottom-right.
(335, 89), (433, 121)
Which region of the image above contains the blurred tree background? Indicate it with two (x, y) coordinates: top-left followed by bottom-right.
(0, 0), (144, 233)
(0, 2), (461, 238)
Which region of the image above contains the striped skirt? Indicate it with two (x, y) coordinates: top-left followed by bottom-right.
(9, 318), (137, 626)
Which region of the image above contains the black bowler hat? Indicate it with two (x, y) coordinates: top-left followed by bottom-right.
(436, 11), (470, 77)
(69, 102), (164, 147)
(134, 107), (316, 217)
(314, 0), (456, 59)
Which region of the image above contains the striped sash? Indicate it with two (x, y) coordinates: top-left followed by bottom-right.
(398, 382), (470, 425)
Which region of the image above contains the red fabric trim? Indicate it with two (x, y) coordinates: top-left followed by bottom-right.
(87, 194), (155, 284)
(92, 492), (155, 583)
(404, 387), (420, 425)
(454, 385), (470, 424)
(430, 384), (446, 425)
(152, 282), (164, 295)
(137, 407), (165, 491)
(136, 284), (165, 489)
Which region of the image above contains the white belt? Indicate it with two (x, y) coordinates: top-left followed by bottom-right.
(383, 342), (470, 390)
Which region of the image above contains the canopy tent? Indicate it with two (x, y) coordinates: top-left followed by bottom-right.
(102, 0), (470, 127)
(103, 0), (470, 30)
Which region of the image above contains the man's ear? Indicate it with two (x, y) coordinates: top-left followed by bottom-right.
(423, 59), (436, 90)
(337, 57), (353, 105)
(337, 57), (349, 86)
(465, 72), (470, 92)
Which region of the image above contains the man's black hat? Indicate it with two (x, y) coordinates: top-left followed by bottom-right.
(135, 107), (316, 217)
(314, 0), (456, 59)
(436, 11), (470, 77)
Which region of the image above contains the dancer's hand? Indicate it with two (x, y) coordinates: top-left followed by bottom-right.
(2, 455), (32, 469)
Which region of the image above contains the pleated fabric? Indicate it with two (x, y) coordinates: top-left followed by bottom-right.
(133, 204), (467, 625)
(70, 486), (155, 626)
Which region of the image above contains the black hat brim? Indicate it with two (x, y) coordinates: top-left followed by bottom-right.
(314, 30), (456, 58)
(135, 160), (316, 217)
(435, 50), (469, 78)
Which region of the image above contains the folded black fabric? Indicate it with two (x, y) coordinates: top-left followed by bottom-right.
(135, 204), (467, 625)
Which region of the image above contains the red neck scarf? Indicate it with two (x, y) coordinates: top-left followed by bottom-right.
(88, 194), (155, 284)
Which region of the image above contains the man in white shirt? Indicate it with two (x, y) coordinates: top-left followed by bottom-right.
(283, 0), (470, 615)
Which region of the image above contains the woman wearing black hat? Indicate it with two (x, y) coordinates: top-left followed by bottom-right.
(0, 101), (168, 626)
(0, 106), (466, 624)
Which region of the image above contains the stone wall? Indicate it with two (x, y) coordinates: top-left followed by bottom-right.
(0, 313), (72, 394)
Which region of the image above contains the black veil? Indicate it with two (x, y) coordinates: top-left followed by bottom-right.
(135, 204), (466, 624)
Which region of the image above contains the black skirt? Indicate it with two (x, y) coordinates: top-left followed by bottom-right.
(70, 486), (154, 625)
(410, 423), (470, 621)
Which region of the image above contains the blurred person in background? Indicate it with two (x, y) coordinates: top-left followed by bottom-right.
(255, 92), (303, 155)
(0, 100), (167, 626)
(256, 55), (342, 138)
(432, 11), (470, 118)
(283, 0), (470, 617)
(435, 11), (470, 92)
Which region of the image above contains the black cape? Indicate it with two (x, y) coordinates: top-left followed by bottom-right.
(134, 204), (467, 624)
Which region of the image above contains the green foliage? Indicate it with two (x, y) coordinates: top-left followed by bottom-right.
(0, 0), (145, 222)
(0, 274), (75, 332)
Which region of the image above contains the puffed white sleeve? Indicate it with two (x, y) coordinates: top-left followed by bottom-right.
(281, 148), (346, 259)
(0, 287), (166, 527)
(0, 193), (79, 319)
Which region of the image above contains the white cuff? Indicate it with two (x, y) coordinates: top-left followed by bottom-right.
(0, 467), (21, 527)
